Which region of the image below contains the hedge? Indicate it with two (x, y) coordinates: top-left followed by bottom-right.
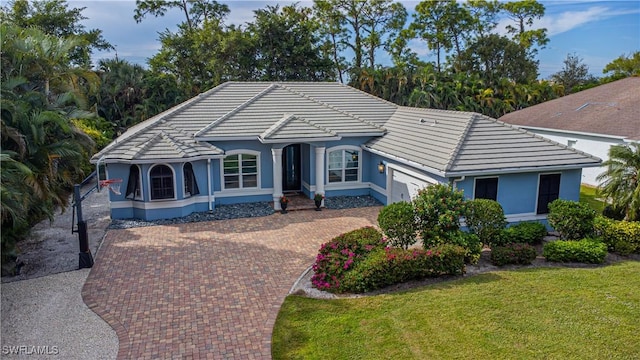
(490, 243), (538, 266)
(594, 217), (640, 255)
(543, 239), (607, 264)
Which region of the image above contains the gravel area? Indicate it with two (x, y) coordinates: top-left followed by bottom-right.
(324, 195), (382, 209)
(1, 269), (118, 359)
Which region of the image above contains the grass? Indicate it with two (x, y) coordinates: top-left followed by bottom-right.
(580, 184), (605, 213)
(272, 261), (640, 359)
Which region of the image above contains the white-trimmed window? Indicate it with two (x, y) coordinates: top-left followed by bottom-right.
(223, 152), (259, 189)
(474, 177), (498, 201)
(183, 162), (200, 197)
(149, 164), (175, 200)
(328, 147), (360, 183)
(125, 164), (143, 200)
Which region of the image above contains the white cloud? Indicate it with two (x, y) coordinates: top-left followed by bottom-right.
(496, 5), (640, 37)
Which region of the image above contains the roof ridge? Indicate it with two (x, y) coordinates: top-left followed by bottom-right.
(260, 113), (338, 140)
(260, 113), (297, 139)
(194, 83), (277, 137)
(443, 113), (477, 172)
(127, 130), (165, 159)
(161, 131), (191, 157)
(493, 117), (602, 161)
(278, 83), (386, 132)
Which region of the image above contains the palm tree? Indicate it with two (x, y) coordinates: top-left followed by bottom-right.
(596, 142), (640, 221)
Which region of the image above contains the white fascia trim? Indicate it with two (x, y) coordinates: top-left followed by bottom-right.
(386, 163), (440, 184)
(515, 125), (628, 140)
(110, 195), (210, 210)
(259, 136), (341, 144)
(363, 146), (446, 178)
(96, 155), (224, 165)
(195, 136), (257, 142)
(446, 163), (602, 177)
(214, 188), (274, 198)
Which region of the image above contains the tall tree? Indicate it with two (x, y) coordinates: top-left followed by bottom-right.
(249, 4), (334, 81)
(602, 51), (640, 80)
(134, 0), (229, 30)
(0, 0), (113, 66)
(502, 0), (548, 50)
(456, 34), (538, 86)
(597, 143), (640, 221)
(551, 53), (594, 94)
(313, 0), (407, 80)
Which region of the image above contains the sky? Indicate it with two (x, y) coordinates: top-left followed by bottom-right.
(74, 0), (640, 80)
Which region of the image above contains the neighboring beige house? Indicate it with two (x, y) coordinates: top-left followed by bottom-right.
(500, 77), (640, 186)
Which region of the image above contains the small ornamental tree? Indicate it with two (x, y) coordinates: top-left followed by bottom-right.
(413, 184), (468, 248)
(377, 201), (418, 249)
(465, 199), (507, 246)
(548, 199), (596, 240)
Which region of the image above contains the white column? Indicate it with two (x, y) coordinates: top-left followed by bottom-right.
(315, 146), (325, 206)
(207, 159), (213, 212)
(272, 147), (283, 210)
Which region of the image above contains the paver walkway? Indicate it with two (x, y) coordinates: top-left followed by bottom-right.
(83, 207), (380, 359)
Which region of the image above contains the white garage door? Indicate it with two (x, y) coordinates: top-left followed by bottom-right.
(390, 168), (433, 203)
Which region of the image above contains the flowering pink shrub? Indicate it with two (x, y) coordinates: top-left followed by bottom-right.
(341, 244), (466, 293)
(311, 227), (385, 292)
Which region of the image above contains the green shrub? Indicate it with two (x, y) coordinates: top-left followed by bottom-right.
(447, 231), (482, 264)
(413, 184), (467, 247)
(548, 199), (596, 240)
(311, 227), (385, 292)
(341, 244), (466, 293)
(465, 199), (507, 246)
(377, 201), (418, 249)
(494, 222), (547, 247)
(490, 243), (537, 266)
(594, 217), (640, 255)
(543, 239), (607, 264)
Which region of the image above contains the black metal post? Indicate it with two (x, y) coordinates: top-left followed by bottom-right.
(74, 184), (94, 268)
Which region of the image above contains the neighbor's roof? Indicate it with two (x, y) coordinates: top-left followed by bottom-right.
(365, 107), (601, 176)
(92, 81), (601, 175)
(499, 77), (640, 140)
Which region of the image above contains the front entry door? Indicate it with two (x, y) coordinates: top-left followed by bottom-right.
(282, 144), (301, 191)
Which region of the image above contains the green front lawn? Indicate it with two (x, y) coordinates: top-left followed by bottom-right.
(273, 261), (640, 359)
(580, 185), (605, 213)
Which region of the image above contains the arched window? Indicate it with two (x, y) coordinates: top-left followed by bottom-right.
(125, 165), (142, 200)
(327, 148), (360, 183)
(150, 164), (175, 200)
(183, 162), (199, 197)
(223, 153), (259, 189)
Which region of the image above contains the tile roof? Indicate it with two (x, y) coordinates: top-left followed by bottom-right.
(92, 81), (601, 175)
(499, 77), (640, 140)
(364, 108), (601, 176)
(258, 114), (340, 142)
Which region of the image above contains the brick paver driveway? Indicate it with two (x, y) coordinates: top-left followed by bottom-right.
(83, 207), (380, 359)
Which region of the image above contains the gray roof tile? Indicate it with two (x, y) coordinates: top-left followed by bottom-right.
(93, 81), (601, 175)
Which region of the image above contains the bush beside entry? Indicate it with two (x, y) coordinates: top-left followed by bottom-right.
(377, 201), (417, 249)
(548, 199), (596, 240)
